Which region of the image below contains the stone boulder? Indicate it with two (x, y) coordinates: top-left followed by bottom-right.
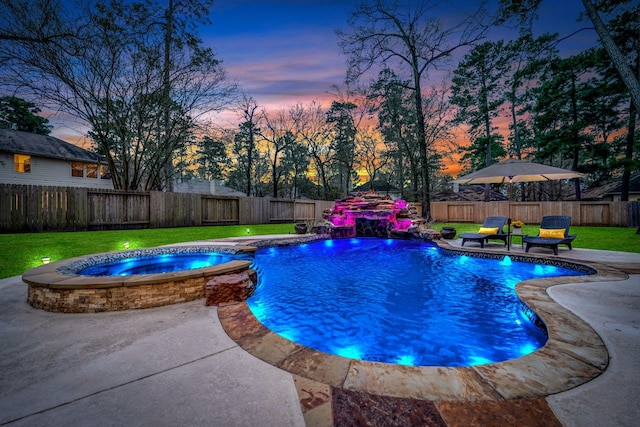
(205, 269), (257, 306)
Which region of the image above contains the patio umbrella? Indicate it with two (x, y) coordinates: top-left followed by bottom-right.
(451, 159), (584, 249)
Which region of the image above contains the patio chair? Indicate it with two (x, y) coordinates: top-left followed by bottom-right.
(459, 216), (508, 248)
(523, 215), (576, 255)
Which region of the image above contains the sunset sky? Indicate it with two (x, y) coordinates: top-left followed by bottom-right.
(203, 0), (597, 119)
(51, 0), (599, 155)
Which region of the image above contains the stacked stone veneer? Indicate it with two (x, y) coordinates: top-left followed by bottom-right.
(23, 246), (255, 313)
(27, 276), (209, 313)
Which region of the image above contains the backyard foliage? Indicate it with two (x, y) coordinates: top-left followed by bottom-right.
(0, 96), (51, 135)
(0, 0), (637, 205)
(0, 0), (235, 191)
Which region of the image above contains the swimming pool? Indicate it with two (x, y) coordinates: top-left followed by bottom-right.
(76, 252), (253, 276)
(248, 238), (588, 367)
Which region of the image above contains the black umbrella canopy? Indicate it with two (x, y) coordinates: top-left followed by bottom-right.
(452, 159), (583, 184)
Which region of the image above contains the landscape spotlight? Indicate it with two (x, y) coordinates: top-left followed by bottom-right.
(41, 256), (51, 264)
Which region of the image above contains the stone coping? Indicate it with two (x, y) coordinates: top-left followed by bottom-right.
(219, 237), (629, 402)
(22, 245), (258, 290)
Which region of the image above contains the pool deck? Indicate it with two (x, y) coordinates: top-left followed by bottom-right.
(0, 234), (638, 426)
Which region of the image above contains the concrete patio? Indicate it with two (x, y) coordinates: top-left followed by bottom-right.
(0, 235), (638, 426)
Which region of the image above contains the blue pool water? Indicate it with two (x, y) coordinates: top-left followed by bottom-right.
(248, 238), (588, 367)
(76, 252), (251, 276)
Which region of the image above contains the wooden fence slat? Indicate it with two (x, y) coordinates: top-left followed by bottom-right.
(628, 201), (640, 227)
(1, 184), (634, 233)
(270, 199), (294, 223)
(0, 183), (9, 230)
(202, 196), (238, 224)
(431, 201), (629, 226)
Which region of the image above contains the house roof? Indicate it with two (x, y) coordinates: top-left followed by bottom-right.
(353, 180), (401, 193)
(579, 173), (640, 200)
(435, 185), (508, 202)
(0, 130), (102, 163)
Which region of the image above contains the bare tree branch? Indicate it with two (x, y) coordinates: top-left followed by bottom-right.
(337, 0), (490, 219)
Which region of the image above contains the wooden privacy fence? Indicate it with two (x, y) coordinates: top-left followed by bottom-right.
(431, 201), (639, 227)
(0, 184), (88, 231)
(0, 184), (335, 233)
(2, 184), (637, 233)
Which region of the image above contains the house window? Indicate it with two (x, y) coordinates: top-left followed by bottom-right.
(86, 163), (98, 178)
(71, 162), (84, 177)
(14, 154), (31, 173)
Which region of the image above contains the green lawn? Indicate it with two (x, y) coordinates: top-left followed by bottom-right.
(433, 223), (640, 254)
(1, 223), (638, 279)
(0, 224), (295, 279)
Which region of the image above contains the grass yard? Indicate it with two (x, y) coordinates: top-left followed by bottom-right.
(0, 224), (295, 279)
(434, 223), (640, 254)
(0, 223), (638, 279)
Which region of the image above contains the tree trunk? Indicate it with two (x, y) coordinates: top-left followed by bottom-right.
(413, 68), (431, 221)
(510, 101), (521, 158)
(162, 0), (174, 191)
(621, 96), (637, 201)
(570, 75), (581, 200)
(482, 63), (492, 203)
(581, 0), (640, 111)
(246, 134), (253, 196)
(621, 54), (639, 201)
(272, 159), (278, 198)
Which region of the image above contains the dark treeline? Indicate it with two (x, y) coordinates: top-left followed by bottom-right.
(0, 0), (637, 220)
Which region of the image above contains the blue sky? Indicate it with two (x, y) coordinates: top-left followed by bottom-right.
(203, 0), (355, 114)
(52, 0), (599, 142)
(202, 0), (598, 115)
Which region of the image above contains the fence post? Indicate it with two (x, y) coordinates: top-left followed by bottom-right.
(149, 191), (160, 228)
(238, 196), (250, 225)
(73, 187), (88, 231)
(629, 201), (639, 227)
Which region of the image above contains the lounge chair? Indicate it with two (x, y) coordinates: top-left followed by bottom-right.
(523, 215), (576, 255)
(459, 216), (508, 248)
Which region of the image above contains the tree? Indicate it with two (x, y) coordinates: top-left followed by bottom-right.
(260, 107), (297, 198)
(531, 51), (605, 200)
(369, 69), (421, 200)
(232, 96), (260, 196)
(0, 0), (79, 47)
(1, 0), (234, 190)
(326, 100), (358, 195)
(357, 126), (390, 190)
(196, 134), (230, 180)
(280, 138), (310, 199)
(450, 40), (509, 201)
(581, 0), (640, 111)
(499, 0), (640, 130)
(0, 96), (51, 134)
(580, 50), (625, 185)
(338, 0), (488, 220)
(272, 131), (298, 198)
(420, 83), (455, 198)
(599, 1), (640, 200)
(174, 135), (197, 182)
(291, 101), (335, 200)
(503, 32), (558, 160)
